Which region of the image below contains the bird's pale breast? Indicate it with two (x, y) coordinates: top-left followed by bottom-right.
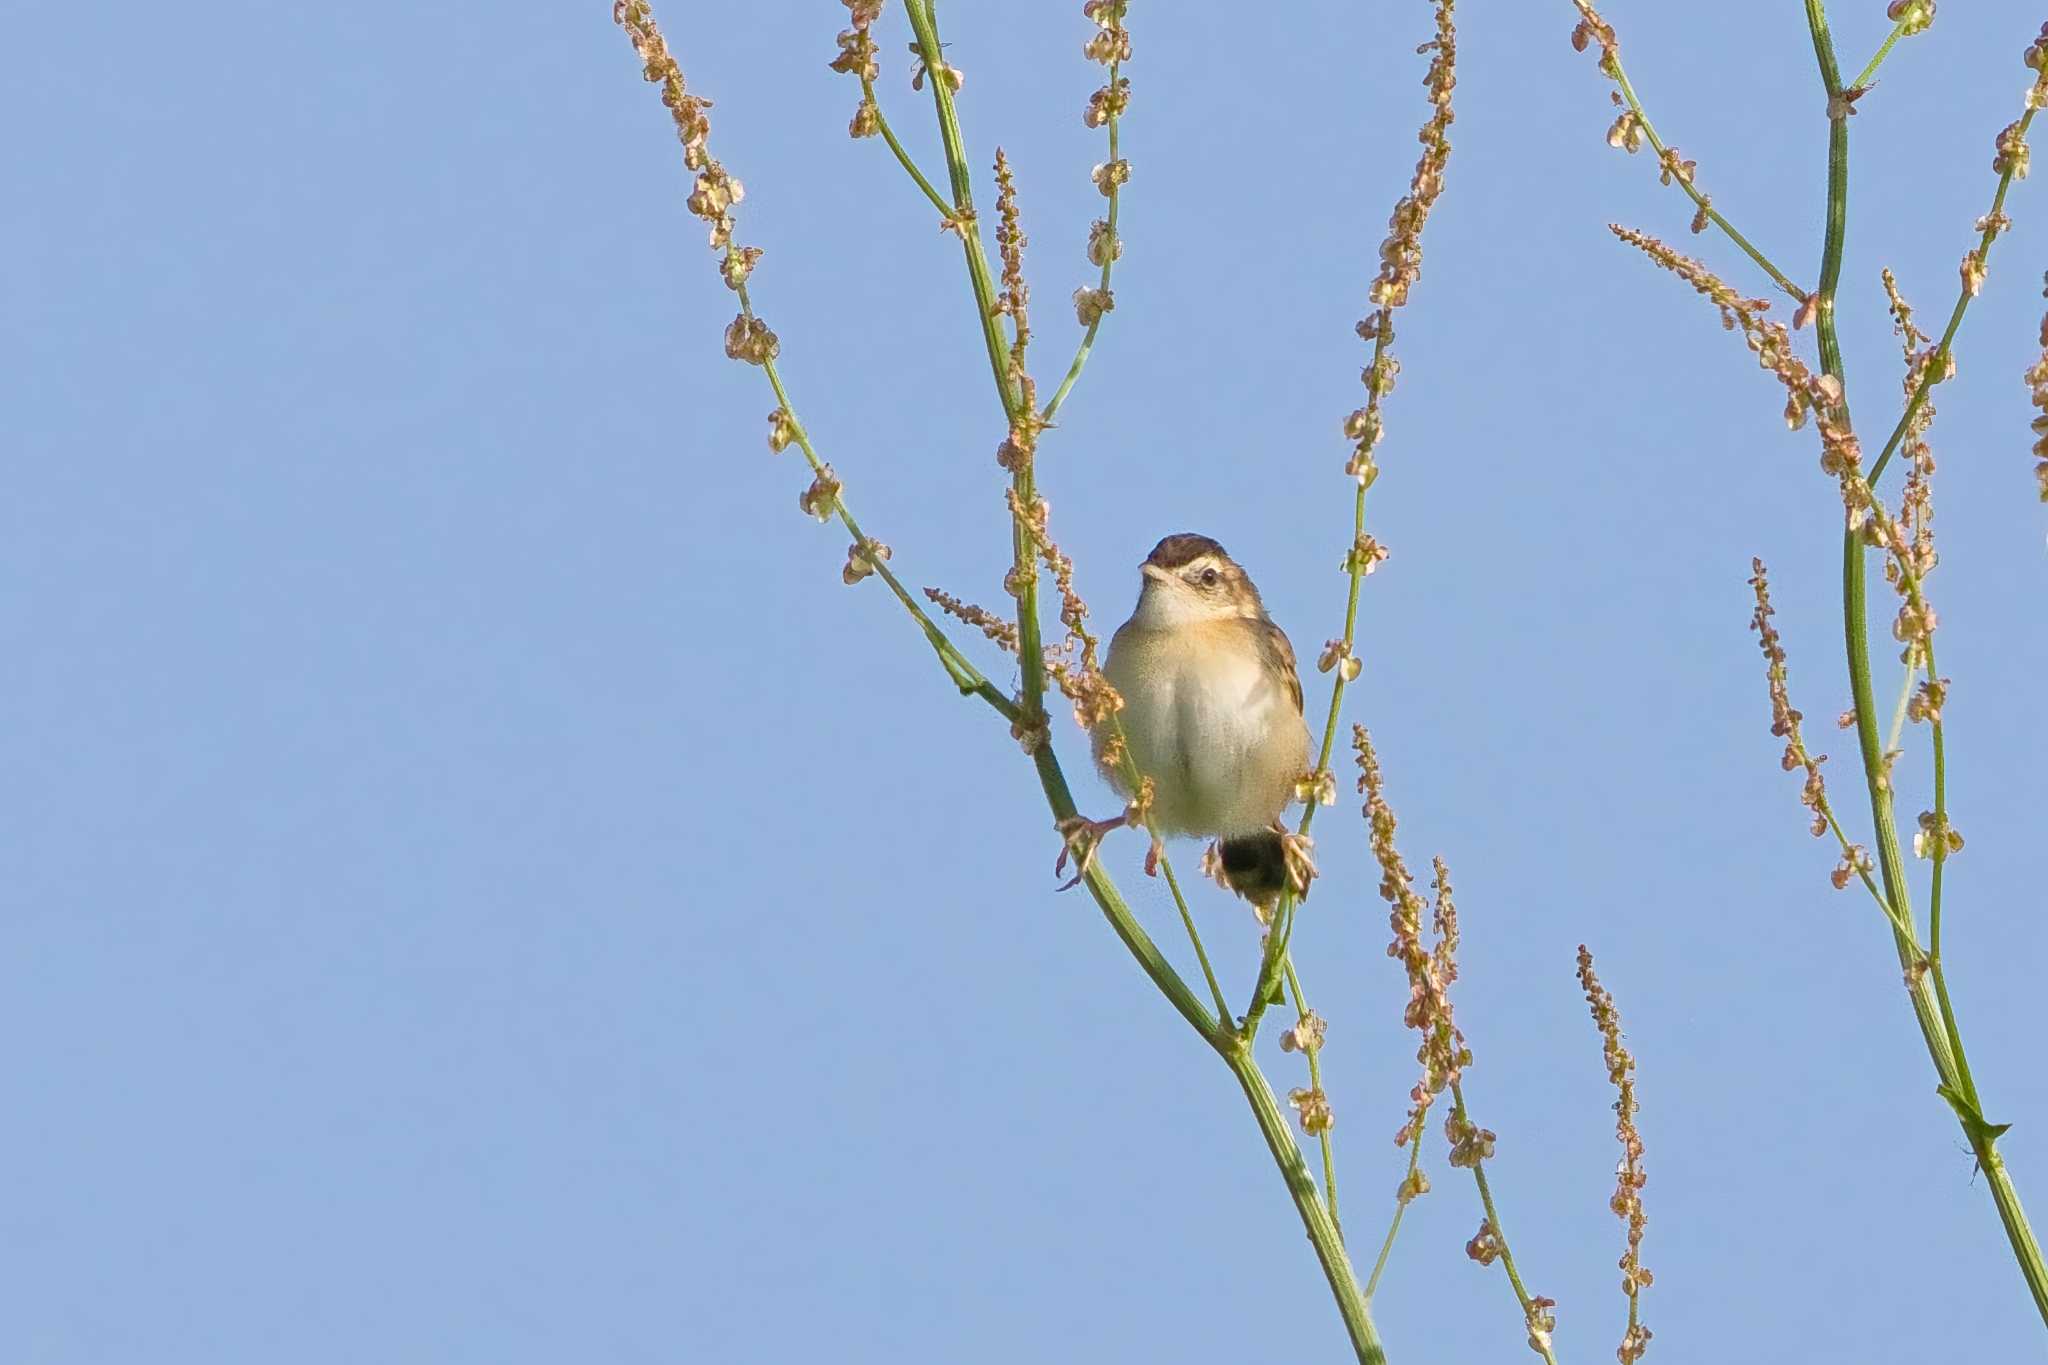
(1095, 619), (1309, 837)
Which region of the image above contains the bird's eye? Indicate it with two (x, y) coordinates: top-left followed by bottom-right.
(1200, 568), (1220, 588)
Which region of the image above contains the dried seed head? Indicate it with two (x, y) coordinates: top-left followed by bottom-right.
(1072, 286), (1115, 325)
(1010, 491), (1122, 732)
(797, 465), (842, 522)
(1295, 769), (1339, 808)
(1656, 147), (1696, 187)
(1913, 810), (1965, 860)
(1749, 558), (1844, 855)
(1579, 946), (1652, 1363)
(723, 314), (780, 366)
(1961, 250), (1987, 298)
(1085, 218), (1122, 267)
(2027, 278), (2048, 497)
(1280, 1010), (1328, 1054)
(828, 28), (879, 81)
(1289, 1086), (1335, 1135)
(1888, 0), (1936, 36)
(1090, 159), (1131, 196)
(1831, 845), (1872, 891)
(1606, 109), (1645, 153)
(766, 407), (797, 453)
(720, 245), (763, 290)
(841, 538), (892, 585)
(1083, 77), (1131, 128)
(1445, 1109), (1496, 1168)
(1359, 729), (1473, 1156)
(924, 586), (1020, 653)
(1466, 1219), (1504, 1265)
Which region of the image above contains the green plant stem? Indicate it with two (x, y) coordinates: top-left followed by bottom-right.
(895, 10), (1386, 1354)
(1884, 654), (1915, 756)
(1804, 1), (2048, 1328)
(1848, 19), (1910, 93)
(1028, 733), (1385, 1362)
(860, 77), (955, 220)
(1165, 855), (1232, 1023)
(1284, 960), (1341, 1234)
(1864, 100), (2039, 487)
(901, 0), (1048, 767)
(1040, 37), (1123, 423)
(902, 4), (1018, 420)
(739, 284), (1016, 720)
(1364, 1138), (1425, 1300)
(1223, 1043), (1386, 1365)
(1928, 703), (1973, 1106)
(1602, 58), (1805, 302)
(1243, 443), (1375, 1041)
(1450, 1081), (1558, 1365)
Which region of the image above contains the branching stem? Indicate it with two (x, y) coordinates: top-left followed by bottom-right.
(1803, 0), (2048, 1326)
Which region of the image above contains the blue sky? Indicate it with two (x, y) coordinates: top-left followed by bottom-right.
(7, 1), (2047, 1359)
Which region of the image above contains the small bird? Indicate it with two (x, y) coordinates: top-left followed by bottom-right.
(1073, 532), (1314, 904)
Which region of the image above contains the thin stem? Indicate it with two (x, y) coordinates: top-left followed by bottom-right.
(1040, 29), (1124, 423)
(739, 284), (1016, 721)
(1604, 58), (1806, 302)
(1848, 19), (1909, 94)
(1923, 665), (1977, 1107)
(1284, 960), (1340, 1234)
(1241, 379), (1376, 1040)
(1241, 891), (1297, 1038)
(1450, 1081), (1558, 1365)
(1029, 736), (1218, 1041)
(1804, 0), (2048, 1327)
(1884, 653), (1915, 756)
(860, 76), (955, 220)
(1165, 855), (1232, 1023)
(1223, 1045), (1387, 1364)
(901, 1), (1019, 421)
(1864, 101), (2039, 487)
(1364, 1139), (1425, 1300)
(900, 0), (1055, 777)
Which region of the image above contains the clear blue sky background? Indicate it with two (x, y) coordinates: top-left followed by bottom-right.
(7, 1), (2047, 1359)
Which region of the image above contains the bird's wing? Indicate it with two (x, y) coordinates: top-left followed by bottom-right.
(1253, 618), (1304, 715)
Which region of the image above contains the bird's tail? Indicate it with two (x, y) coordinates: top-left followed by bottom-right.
(1218, 830), (1289, 904)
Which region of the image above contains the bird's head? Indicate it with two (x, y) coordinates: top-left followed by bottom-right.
(1131, 532), (1266, 628)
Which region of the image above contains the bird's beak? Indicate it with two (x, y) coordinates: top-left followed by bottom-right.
(1139, 562), (1171, 584)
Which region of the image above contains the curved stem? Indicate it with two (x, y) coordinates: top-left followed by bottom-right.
(1224, 1045), (1386, 1364)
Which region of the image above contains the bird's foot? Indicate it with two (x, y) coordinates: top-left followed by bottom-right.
(1054, 813), (1129, 891)
(1143, 836), (1165, 879)
(1275, 823), (1319, 898)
